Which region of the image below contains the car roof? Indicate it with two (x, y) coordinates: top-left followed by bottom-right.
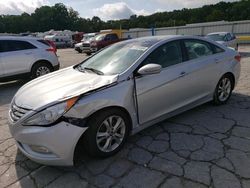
(0, 36), (41, 41)
(120, 35), (178, 47)
(120, 35), (204, 48)
(207, 32), (229, 35)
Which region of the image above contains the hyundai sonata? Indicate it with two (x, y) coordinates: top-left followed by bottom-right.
(8, 35), (241, 166)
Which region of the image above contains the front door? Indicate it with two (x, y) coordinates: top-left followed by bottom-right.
(135, 40), (190, 124)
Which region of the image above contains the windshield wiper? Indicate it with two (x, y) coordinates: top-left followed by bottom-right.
(77, 65), (85, 72)
(84, 67), (104, 75)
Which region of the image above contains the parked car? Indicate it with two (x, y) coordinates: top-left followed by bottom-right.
(0, 36), (59, 82)
(206, 32), (238, 50)
(8, 35), (240, 166)
(74, 33), (97, 53)
(44, 33), (72, 48)
(86, 33), (127, 55)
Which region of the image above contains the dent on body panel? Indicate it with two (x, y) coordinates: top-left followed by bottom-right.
(64, 79), (137, 127)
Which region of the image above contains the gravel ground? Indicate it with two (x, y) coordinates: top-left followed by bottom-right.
(0, 46), (250, 188)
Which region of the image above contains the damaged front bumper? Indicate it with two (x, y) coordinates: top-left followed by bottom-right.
(8, 119), (88, 166)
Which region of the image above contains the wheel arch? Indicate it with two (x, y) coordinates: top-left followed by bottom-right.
(73, 105), (133, 164)
(223, 72), (235, 89)
(30, 59), (54, 72)
(86, 106), (133, 132)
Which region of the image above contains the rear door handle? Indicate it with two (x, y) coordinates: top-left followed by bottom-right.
(25, 52), (32, 55)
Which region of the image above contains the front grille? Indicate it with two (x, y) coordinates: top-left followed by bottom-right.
(10, 103), (31, 122)
(82, 43), (90, 47)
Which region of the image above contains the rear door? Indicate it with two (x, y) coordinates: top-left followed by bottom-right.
(181, 39), (224, 101)
(0, 40), (37, 76)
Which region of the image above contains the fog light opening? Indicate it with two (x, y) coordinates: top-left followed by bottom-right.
(30, 145), (51, 154)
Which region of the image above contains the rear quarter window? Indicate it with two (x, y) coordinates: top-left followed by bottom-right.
(211, 43), (225, 54)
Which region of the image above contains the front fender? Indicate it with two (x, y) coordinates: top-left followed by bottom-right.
(65, 79), (138, 129)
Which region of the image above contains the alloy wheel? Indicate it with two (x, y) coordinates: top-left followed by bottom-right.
(96, 115), (126, 153)
(36, 66), (51, 77)
(218, 77), (232, 102)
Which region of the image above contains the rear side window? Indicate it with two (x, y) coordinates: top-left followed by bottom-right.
(0, 40), (36, 53)
(143, 40), (183, 68)
(184, 40), (213, 60)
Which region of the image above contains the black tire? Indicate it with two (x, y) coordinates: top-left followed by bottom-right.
(213, 75), (233, 105)
(84, 109), (130, 158)
(78, 49), (83, 53)
(31, 62), (53, 79)
(86, 52), (91, 56)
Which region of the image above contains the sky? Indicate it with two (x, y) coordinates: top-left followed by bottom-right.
(0, 0), (238, 20)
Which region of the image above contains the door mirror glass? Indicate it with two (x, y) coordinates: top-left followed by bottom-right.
(137, 64), (162, 75)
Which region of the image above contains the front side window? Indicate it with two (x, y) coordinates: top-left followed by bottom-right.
(95, 34), (105, 41)
(143, 41), (183, 68)
(184, 40), (213, 60)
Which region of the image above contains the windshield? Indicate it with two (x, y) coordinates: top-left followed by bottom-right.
(95, 34), (105, 41)
(207, 34), (226, 41)
(78, 40), (149, 75)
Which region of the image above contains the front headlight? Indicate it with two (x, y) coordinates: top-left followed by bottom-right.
(23, 97), (78, 126)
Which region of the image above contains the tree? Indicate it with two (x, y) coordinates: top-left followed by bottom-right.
(1, 1), (250, 34)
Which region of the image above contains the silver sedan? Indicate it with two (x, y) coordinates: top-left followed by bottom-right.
(8, 35), (241, 166)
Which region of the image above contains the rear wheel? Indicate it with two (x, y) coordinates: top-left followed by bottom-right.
(84, 109), (130, 157)
(213, 75), (233, 105)
(31, 62), (53, 79)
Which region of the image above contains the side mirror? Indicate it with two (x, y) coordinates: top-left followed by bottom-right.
(137, 64), (162, 75)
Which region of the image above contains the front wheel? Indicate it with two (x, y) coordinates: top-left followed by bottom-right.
(213, 75), (233, 105)
(84, 109), (130, 158)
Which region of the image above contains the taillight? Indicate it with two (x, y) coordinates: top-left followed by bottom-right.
(234, 55), (241, 62)
(46, 48), (57, 54)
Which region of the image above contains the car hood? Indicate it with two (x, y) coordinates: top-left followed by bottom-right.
(75, 42), (83, 47)
(13, 67), (118, 110)
(83, 40), (93, 44)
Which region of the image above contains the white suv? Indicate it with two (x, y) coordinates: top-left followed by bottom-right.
(0, 36), (60, 81)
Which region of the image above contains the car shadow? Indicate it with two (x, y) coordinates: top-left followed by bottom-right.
(0, 80), (28, 106)
(13, 91), (250, 187)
